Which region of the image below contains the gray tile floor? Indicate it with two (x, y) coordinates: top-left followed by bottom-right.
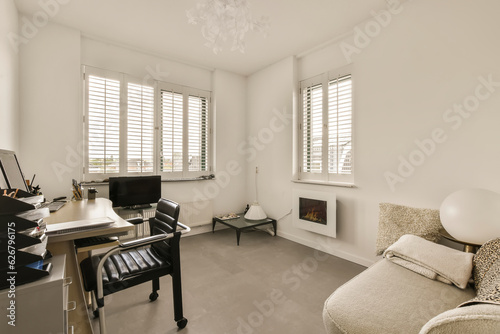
(91, 228), (366, 334)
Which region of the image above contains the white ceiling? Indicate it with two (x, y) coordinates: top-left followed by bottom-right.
(14, 0), (390, 76)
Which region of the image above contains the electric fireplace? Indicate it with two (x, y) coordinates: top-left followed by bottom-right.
(293, 188), (336, 237)
(299, 197), (327, 225)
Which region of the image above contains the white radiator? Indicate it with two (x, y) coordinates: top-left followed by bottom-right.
(178, 200), (213, 228)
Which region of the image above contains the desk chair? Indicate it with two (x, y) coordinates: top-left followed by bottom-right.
(80, 199), (190, 333)
(75, 216), (146, 309)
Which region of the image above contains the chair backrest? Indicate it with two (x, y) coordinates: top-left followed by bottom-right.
(150, 198), (180, 257)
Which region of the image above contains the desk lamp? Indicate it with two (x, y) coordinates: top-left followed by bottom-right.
(440, 188), (500, 246)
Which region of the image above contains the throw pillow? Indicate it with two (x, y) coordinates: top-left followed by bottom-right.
(459, 238), (500, 307)
(376, 203), (443, 256)
(473, 238), (500, 290)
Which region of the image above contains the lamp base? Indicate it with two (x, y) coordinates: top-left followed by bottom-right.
(439, 228), (481, 253)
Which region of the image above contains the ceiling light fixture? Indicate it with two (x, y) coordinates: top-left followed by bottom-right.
(186, 0), (270, 54)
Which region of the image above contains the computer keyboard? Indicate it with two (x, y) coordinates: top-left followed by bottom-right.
(74, 236), (119, 248)
(39, 201), (67, 212)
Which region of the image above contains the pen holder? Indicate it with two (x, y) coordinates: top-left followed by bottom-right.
(88, 187), (97, 200)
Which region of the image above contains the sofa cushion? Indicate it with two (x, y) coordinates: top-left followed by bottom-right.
(376, 203), (443, 255)
(323, 259), (475, 334)
(473, 238), (500, 290)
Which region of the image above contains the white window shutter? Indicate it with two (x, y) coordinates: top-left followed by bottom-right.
(127, 83), (155, 173)
(160, 89), (184, 172)
(84, 66), (212, 180)
(328, 74), (352, 175)
(299, 67), (353, 184)
(87, 75), (121, 174)
(188, 94), (209, 172)
(302, 82), (323, 174)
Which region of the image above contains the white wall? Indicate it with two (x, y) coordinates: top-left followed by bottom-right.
(245, 57), (295, 230)
(13, 19), (249, 235)
(15, 0), (500, 265)
(0, 0), (19, 151)
(156, 69), (248, 222)
(211, 69), (248, 215)
(80, 38), (248, 218)
(18, 27), (248, 218)
(81, 37), (212, 91)
(19, 22), (81, 199)
(248, 0), (500, 266)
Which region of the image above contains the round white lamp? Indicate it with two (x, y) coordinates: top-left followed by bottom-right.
(440, 188), (500, 246)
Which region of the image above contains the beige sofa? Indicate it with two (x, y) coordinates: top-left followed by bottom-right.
(323, 238), (500, 334)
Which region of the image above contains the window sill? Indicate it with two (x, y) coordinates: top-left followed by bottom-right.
(82, 174), (215, 185)
(162, 175), (215, 182)
(291, 179), (356, 188)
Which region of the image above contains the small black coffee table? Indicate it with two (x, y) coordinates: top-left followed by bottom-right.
(212, 214), (277, 245)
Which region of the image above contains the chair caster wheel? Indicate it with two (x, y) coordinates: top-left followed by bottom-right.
(149, 292), (159, 301)
(177, 318), (188, 329)
(93, 309), (99, 318)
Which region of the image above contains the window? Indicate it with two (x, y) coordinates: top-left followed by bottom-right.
(159, 89), (184, 173)
(187, 93), (209, 172)
(299, 67), (353, 184)
(83, 66), (212, 180)
(158, 85), (211, 177)
(127, 83), (155, 173)
(86, 73), (121, 174)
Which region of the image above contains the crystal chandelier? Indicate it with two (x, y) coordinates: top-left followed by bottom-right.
(186, 0), (270, 54)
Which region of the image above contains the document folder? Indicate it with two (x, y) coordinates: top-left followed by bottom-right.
(45, 217), (115, 236)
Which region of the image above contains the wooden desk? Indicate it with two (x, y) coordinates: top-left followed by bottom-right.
(45, 198), (134, 334)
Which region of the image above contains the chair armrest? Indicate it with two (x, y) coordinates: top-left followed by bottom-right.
(126, 217), (144, 225)
(177, 221), (191, 234)
(119, 234), (170, 249)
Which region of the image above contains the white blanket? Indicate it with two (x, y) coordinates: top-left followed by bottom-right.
(383, 234), (474, 289)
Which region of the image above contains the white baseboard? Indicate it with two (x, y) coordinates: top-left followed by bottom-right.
(278, 230), (375, 267)
(184, 222), (227, 236)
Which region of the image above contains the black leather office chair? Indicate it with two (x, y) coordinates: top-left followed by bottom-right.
(80, 198), (189, 333)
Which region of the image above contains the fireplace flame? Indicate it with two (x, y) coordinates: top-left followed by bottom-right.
(304, 208), (321, 222)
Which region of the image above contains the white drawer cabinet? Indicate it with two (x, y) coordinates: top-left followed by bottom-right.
(0, 255), (73, 333)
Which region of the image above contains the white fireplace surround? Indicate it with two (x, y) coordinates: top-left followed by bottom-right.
(293, 188), (336, 238)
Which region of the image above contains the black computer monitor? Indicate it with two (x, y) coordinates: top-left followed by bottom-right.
(0, 149), (28, 191)
(108, 175), (161, 208)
